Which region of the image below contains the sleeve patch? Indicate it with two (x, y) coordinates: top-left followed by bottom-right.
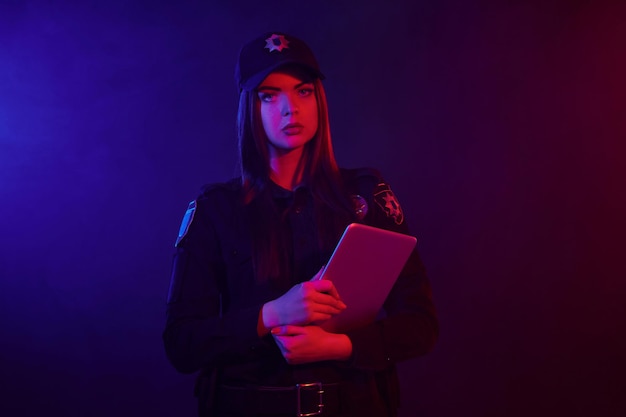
(175, 200), (197, 247)
(373, 183), (404, 225)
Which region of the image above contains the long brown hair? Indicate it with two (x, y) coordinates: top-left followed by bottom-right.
(236, 69), (353, 284)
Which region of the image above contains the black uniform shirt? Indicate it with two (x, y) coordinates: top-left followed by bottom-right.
(163, 168), (438, 399)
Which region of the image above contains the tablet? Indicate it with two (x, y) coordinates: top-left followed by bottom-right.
(319, 223), (417, 333)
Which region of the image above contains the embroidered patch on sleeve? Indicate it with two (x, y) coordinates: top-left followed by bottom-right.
(373, 183), (404, 225)
(175, 200), (197, 247)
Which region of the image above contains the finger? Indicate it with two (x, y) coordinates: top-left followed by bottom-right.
(310, 279), (333, 292)
(307, 312), (334, 325)
(310, 280), (343, 301)
(271, 325), (306, 336)
(310, 291), (347, 310)
(271, 326), (286, 336)
(309, 302), (346, 318)
(299, 282), (343, 307)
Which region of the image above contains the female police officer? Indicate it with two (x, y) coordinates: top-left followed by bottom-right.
(163, 32), (438, 417)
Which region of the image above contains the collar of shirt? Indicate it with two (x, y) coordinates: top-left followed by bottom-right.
(268, 181), (311, 211)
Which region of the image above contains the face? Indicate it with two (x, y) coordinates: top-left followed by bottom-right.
(256, 70), (319, 158)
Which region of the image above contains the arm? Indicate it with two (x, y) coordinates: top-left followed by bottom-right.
(163, 196), (269, 374)
(269, 248), (437, 368)
(270, 174), (438, 368)
(344, 172), (439, 370)
(163, 193), (348, 373)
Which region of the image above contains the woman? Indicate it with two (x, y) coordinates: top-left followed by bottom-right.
(163, 32), (438, 417)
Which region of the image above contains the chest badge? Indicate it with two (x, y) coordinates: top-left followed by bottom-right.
(351, 194), (368, 221)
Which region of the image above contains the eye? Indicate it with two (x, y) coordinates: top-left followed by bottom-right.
(258, 92), (276, 103)
(297, 87), (314, 97)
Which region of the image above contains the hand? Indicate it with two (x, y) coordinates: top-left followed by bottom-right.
(262, 268), (346, 328)
(271, 325), (352, 364)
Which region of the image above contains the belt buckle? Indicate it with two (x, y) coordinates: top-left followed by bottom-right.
(296, 382), (324, 417)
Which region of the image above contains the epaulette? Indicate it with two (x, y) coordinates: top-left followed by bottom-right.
(198, 178), (241, 199)
(340, 167), (382, 183)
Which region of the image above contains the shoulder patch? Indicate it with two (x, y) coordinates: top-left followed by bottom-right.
(373, 182), (404, 225)
(175, 200), (197, 247)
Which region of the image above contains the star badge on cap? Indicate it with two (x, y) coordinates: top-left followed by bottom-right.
(265, 34), (290, 52)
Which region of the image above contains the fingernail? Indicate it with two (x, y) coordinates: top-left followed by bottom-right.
(271, 327), (280, 335)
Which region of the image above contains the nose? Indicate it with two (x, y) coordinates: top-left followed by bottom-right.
(280, 94), (298, 116)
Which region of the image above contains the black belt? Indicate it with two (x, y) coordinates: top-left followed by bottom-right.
(216, 382), (344, 416)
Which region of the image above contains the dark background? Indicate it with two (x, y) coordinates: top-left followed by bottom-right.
(1, 1), (624, 416)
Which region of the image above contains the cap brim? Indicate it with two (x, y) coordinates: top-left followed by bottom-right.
(241, 61), (325, 91)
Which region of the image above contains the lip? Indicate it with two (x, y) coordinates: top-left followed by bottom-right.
(282, 123), (303, 130)
(282, 123), (304, 135)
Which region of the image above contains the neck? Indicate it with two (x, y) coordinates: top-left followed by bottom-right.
(269, 147), (306, 190)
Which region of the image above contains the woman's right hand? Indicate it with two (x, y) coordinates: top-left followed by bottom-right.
(261, 268), (346, 329)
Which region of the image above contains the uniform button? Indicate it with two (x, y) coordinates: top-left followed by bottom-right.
(294, 207), (302, 214)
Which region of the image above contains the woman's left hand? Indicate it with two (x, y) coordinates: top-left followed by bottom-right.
(271, 325), (353, 364)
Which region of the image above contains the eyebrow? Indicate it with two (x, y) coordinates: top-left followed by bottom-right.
(257, 81), (313, 92)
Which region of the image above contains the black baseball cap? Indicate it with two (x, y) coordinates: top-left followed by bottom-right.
(235, 32), (325, 91)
